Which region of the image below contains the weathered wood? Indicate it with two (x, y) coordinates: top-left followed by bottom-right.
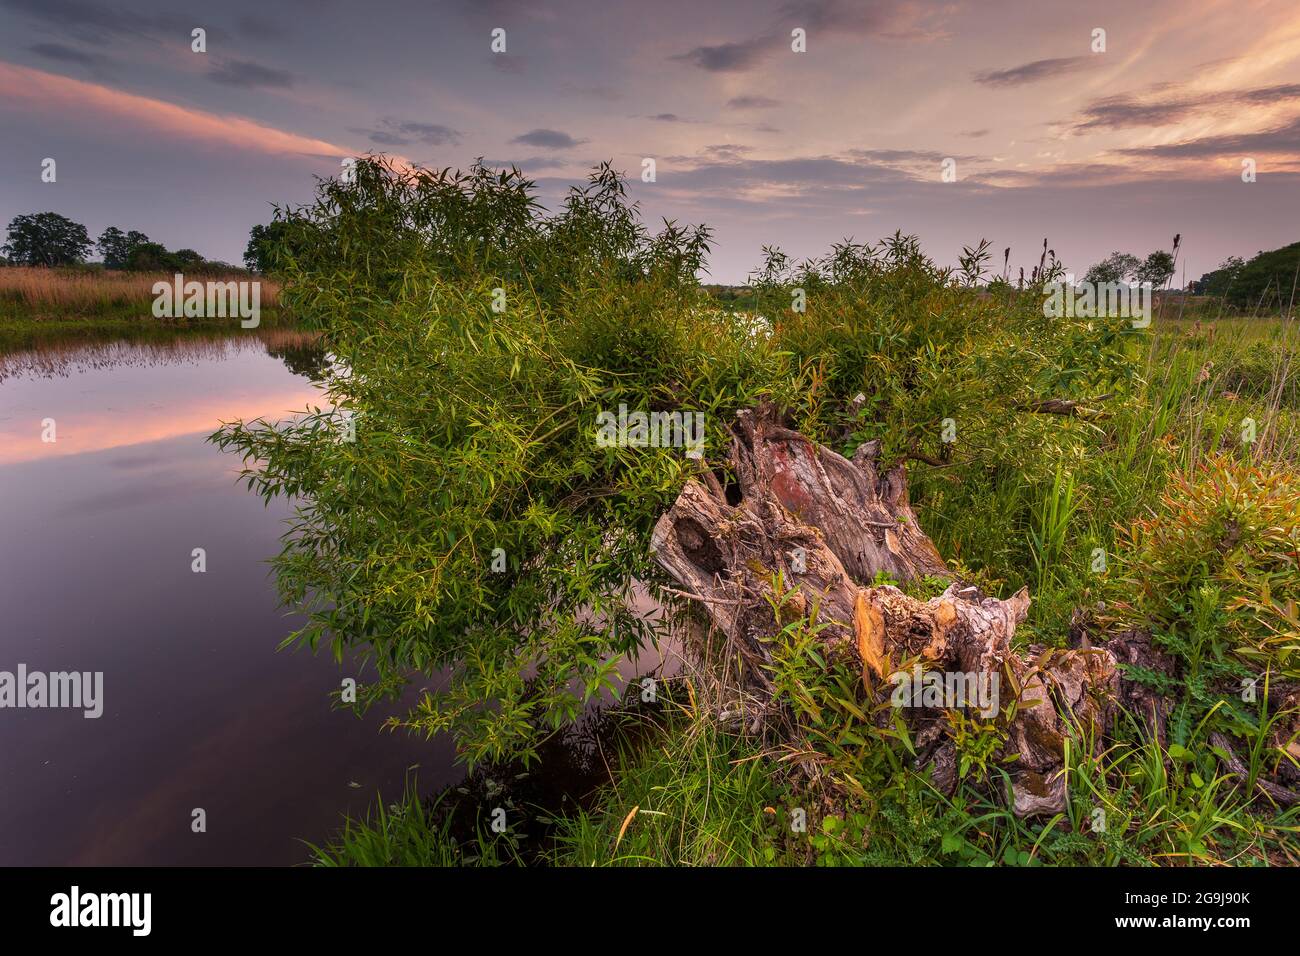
(650, 404), (1119, 816)
(651, 405), (1300, 816)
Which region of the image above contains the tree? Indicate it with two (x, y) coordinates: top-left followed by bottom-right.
(1191, 256), (1244, 296)
(1222, 240), (1294, 308)
(124, 242), (175, 271)
(244, 221), (294, 272)
(123, 242), (210, 272)
(1082, 251), (1139, 286)
(2, 212), (92, 266)
(171, 248), (205, 269)
(1135, 250), (1176, 288)
(97, 227), (151, 269)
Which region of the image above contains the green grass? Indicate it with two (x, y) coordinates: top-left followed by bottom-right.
(309, 312), (1300, 868)
(547, 700), (797, 866)
(306, 785), (521, 867)
(316, 699), (1298, 867)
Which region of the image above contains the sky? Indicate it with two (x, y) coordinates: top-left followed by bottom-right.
(1, 0), (1298, 283)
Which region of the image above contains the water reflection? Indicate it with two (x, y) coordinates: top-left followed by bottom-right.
(0, 331), (430, 865)
(0, 330), (673, 865)
(0, 331), (327, 466)
(0, 328), (325, 384)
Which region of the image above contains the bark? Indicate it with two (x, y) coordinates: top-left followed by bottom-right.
(650, 404), (1163, 817)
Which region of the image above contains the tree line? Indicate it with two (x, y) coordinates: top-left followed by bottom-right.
(1189, 242), (1300, 310)
(0, 211), (280, 273)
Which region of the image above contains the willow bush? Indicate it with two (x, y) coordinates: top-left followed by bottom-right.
(214, 157), (1139, 765)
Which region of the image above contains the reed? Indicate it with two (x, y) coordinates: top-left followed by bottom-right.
(0, 266), (280, 318)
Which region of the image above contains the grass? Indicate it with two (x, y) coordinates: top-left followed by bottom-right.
(306, 786), (520, 867)
(0, 265), (286, 351)
(318, 688), (1298, 868)
(547, 694), (798, 866)
(310, 309), (1300, 868)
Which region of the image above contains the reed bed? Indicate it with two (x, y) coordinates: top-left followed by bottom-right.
(0, 266), (280, 318)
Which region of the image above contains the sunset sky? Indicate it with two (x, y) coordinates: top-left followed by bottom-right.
(2, 0), (1298, 282)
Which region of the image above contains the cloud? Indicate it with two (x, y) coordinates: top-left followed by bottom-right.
(780, 0), (944, 41)
(1114, 116), (1300, 160)
(670, 0), (943, 72)
(207, 58), (294, 90)
(478, 156), (568, 170)
(351, 118), (462, 147)
(26, 42), (105, 68)
(961, 128), (991, 138)
(967, 162), (1144, 189)
(659, 154), (921, 203)
(649, 113), (694, 123)
(511, 128), (586, 149)
(0, 61), (352, 159)
(727, 95), (782, 109)
(672, 36), (778, 73)
(702, 144), (754, 160)
(849, 148), (980, 164)
(973, 56), (1091, 87)
(1073, 84), (1300, 131)
(1, 0), (212, 45)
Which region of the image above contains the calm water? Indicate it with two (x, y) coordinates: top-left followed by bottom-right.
(0, 331), (458, 866)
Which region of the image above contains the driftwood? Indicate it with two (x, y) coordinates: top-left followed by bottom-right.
(650, 405), (1297, 817)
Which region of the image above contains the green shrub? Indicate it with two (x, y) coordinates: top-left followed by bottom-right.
(213, 157), (1138, 767)
(1117, 456), (1300, 678)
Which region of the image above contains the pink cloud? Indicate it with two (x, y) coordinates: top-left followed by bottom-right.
(0, 60), (354, 159)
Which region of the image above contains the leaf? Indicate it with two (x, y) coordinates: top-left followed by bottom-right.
(614, 805), (639, 850)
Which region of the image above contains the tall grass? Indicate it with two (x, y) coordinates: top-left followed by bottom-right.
(0, 265), (280, 319)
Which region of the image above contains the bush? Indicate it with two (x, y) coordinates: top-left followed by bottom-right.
(1117, 456), (1300, 678)
(213, 156), (1137, 766)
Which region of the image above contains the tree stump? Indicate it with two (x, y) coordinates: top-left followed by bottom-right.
(651, 404), (1122, 816)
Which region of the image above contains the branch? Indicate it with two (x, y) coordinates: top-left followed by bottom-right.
(1017, 392), (1114, 419)
(1210, 732), (1300, 807)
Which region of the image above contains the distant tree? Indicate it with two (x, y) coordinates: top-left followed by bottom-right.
(1135, 250), (1177, 288)
(2, 212), (92, 266)
(1229, 242), (1300, 310)
(97, 226), (151, 269)
(1188, 244), (1300, 309)
(1082, 251), (1140, 286)
(244, 221), (294, 272)
(1191, 256), (1244, 296)
(171, 248), (205, 269)
(125, 242), (179, 271)
(121, 239), (221, 273)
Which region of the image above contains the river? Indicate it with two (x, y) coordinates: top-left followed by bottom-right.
(0, 330), (460, 865)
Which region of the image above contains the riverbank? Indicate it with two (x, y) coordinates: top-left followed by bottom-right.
(310, 309), (1300, 868)
(0, 266), (287, 351)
